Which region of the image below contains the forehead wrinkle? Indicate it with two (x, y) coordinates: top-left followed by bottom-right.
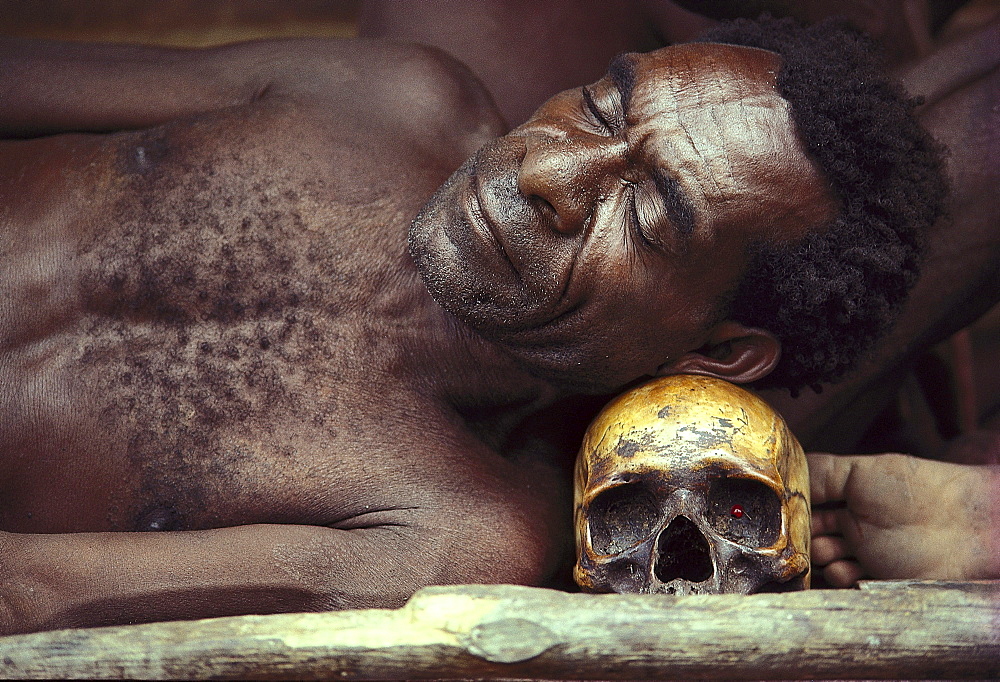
(722, 72), (773, 202)
(699, 63), (760, 206)
(670, 76), (726, 207)
(668, 52), (729, 206)
(707, 104), (739, 205)
(635, 49), (788, 237)
(679, 76), (783, 219)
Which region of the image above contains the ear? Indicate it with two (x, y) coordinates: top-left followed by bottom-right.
(655, 321), (781, 384)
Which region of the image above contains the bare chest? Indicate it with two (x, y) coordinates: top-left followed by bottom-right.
(0, 312), (440, 533)
(0, 127), (449, 533)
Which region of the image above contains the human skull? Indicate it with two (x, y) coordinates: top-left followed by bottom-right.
(574, 375), (810, 595)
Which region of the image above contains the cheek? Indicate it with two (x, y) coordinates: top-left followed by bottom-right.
(595, 286), (711, 370)
(646, 258), (725, 317)
(666, 238), (747, 316)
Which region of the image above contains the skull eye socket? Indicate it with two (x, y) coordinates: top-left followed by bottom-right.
(705, 477), (782, 547)
(587, 483), (659, 555)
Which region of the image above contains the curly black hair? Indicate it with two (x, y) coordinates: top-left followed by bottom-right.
(697, 17), (947, 392)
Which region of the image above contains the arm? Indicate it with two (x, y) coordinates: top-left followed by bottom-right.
(359, 0), (715, 127)
(0, 507), (553, 635)
(0, 38), (269, 137)
(1, 524), (410, 635)
(0, 36), (494, 139)
(357, 0), (937, 126)
(0, 434), (566, 635)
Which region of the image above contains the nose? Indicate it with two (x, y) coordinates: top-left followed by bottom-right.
(517, 132), (624, 235)
(653, 516), (714, 584)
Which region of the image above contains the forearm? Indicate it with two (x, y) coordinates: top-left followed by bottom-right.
(0, 524), (414, 635)
(0, 38), (269, 137)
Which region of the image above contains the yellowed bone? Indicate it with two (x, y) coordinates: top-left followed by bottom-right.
(574, 374), (810, 593)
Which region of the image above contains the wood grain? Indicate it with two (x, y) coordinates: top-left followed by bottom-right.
(0, 581), (997, 680)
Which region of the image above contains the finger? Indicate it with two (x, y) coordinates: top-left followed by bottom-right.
(811, 535), (852, 566)
(807, 452), (860, 505)
(823, 559), (865, 588)
(835, 506), (867, 546)
(811, 508), (843, 536)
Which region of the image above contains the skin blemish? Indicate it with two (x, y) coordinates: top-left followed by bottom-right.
(74, 138), (351, 527)
(120, 133), (170, 175)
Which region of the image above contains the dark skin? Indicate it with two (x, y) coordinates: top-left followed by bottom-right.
(0, 38), (835, 634)
(358, 0), (936, 126)
(361, 0), (1000, 587)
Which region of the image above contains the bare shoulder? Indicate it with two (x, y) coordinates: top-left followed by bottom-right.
(248, 38), (508, 157)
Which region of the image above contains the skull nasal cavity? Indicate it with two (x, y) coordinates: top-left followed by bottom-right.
(654, 516), (713, 584)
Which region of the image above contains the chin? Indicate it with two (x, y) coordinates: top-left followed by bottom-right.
(409, 148), (647, 394)
(409, 216), (526, 332)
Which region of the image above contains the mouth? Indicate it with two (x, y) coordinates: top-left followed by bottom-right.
(466, 166), (521, 282)
(467, 140), (587, 319)
(427, 138), (583, 337)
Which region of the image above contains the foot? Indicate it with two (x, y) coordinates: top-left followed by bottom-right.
(808, 452), (1000, 586)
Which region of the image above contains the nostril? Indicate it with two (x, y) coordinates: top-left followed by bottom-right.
(531, 195), (558, 220)
(654, 516), (714, 584)
(530, 195), (582, 235)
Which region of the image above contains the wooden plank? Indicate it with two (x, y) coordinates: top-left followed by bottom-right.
(0, 581), (997, 680)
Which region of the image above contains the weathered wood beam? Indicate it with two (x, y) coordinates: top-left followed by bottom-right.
(1, 581), (997, 680)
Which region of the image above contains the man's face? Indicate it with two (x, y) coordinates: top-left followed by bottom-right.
(409, 43), (835, 392)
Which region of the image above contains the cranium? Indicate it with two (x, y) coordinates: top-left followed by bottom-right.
(574, 375), (810, 595)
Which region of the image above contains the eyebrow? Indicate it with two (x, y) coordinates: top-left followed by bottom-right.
(651, 168), (696, 236)
(608, 54), (697, 236)
(608, 53), (694, 235)
(607, 53), (637, 117)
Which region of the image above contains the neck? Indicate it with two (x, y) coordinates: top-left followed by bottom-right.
(415, 293), (567, 413)
(398, 261), (612, 461)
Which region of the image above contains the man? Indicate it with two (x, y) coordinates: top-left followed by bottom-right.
(0, 17), (945, 634)
(363, 1), (1000, 588)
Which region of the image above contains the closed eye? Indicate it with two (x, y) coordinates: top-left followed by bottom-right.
(627, 184), (659, 250)
(582, 86), (615, 132)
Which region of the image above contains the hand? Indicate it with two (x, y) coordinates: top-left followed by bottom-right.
(808, 452), (1000, 586)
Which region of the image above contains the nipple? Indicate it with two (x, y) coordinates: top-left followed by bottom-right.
(135, 505), (181, 532)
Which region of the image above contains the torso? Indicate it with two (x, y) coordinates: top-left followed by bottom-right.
(0, 62), (569, 535)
